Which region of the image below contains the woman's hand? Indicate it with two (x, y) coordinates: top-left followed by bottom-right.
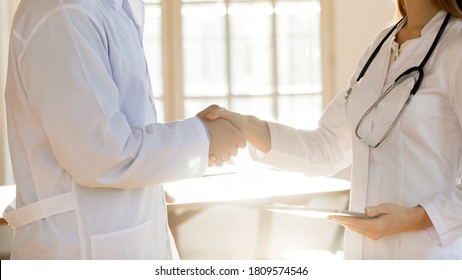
(327, 203), (433, 240)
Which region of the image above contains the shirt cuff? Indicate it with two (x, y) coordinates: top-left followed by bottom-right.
(196, 117), (210, 142)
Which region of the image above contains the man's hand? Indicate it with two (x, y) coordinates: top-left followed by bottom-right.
(204, 106), (248, 136)
(197, 105), (246, 166)
(197, 104), (224, 120)
(200, 104), (271, 153)
(202, 119), (246, 166)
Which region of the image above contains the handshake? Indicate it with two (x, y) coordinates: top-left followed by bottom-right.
(197, 104), (262, 167)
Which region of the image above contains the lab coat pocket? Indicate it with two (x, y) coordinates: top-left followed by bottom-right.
(90, 219), (160, 260)
(397, 229), (450, 259)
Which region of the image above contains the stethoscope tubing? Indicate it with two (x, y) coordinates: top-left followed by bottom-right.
(351, 13), (451, 149)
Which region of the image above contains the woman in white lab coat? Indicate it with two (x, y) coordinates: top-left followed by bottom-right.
(206, 0), (462, 259)
(3, 0), (245, 259)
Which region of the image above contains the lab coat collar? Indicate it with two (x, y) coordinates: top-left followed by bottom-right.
(423, 10), (447, 34)
(400, 10), (447, 36)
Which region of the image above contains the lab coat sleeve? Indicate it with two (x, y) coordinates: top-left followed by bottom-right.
(15, 8), (209, 188)
(249, 90), (352, 176)
(420, 41), (462, 246)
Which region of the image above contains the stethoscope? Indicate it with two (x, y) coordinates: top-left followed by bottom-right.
(345, 12), (451, 149)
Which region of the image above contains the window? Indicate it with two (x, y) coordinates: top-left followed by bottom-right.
(144, 0), (323, 129)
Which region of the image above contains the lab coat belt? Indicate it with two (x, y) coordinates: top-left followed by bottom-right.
(3, 192), (75, 230)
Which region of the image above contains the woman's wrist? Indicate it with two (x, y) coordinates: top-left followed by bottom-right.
(242, 115), (259, 137)
(244, 115), (271, 153)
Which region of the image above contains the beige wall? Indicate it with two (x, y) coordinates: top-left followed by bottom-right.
(330, 0), (396, 99)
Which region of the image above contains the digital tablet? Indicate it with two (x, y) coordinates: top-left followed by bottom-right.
(266, 204), (373, 219)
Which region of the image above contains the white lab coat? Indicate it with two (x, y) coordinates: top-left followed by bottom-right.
(4, 0), (209, 259)
(250, 12), (462, 259)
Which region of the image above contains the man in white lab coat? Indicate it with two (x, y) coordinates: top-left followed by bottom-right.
(3, 0), (245, 259)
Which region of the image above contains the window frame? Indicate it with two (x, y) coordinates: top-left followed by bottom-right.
(149, 0), (334, 122)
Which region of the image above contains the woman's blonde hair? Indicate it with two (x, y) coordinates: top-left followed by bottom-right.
(397, 0), (462, 18)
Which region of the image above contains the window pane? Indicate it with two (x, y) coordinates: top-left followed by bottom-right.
(177, 0), (323, 127)
(182, 2), (228, 97)
(231, 96), (274, 121)
(229, 1), (273, 95)
(276, 0), (322, 95)
(278, 95), (322, 129)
